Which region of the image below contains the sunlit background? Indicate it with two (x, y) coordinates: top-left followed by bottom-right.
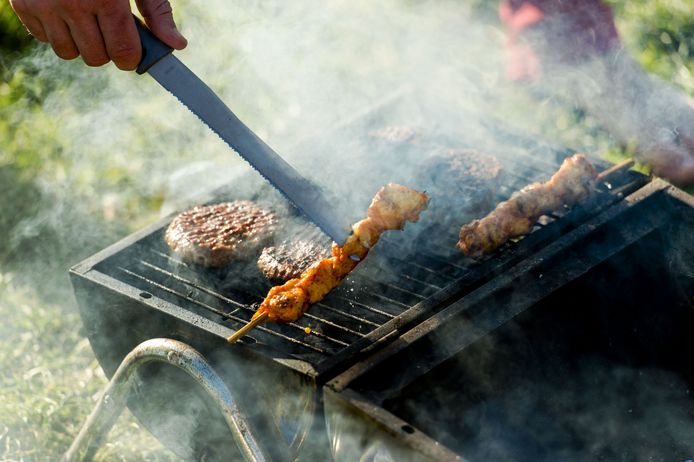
(1, 0), (693, 459)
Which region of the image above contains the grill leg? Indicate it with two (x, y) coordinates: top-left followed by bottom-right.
(62, 338), (273, 462)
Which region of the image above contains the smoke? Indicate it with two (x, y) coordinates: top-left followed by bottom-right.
(0, 0), (539, 459)
(7, 0), (690, 460)
(155, 0), (512, 217)
(107, 2), (510, 459)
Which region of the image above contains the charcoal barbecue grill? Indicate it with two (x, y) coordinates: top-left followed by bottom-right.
(69, 100), (666, 460)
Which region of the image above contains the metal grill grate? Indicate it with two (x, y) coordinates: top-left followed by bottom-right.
(90, 148), (648, 377)
(106, 229), (470, 360)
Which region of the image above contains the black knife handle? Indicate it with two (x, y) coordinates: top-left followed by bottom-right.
(134, 15), (173, 75)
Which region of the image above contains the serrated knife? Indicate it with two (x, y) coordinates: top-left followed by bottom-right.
(133, 18), (350, 245)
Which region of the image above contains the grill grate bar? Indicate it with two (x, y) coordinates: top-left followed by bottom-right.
(152, 244), (423, 318)
(383, 241), (468, 272)
(116, 266), (331, 354)
(239, 292), (368, 339)
(331, 295), (397, 319)
(408, 260), (457, 281)
(364, 257), (451, 290)
(138, 259), (247, 309)
(206, 296), (357, 349)
(151, 248), (191, 266)
(313, 302), (381, 328)
(399, 273), (443, 290)
(292, 312), (365, 339)
(378, 281), (426, 301)
(367, 291), (410, 309)
(147, 247), (391, 343)
(286, 321), (351, 347)
(387, 241), (470, 271)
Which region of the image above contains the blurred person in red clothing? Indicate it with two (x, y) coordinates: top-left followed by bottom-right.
(8, 0), (694, 184)
(500, 0), (694, 184)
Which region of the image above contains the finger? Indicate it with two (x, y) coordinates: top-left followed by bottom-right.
(14, 12), (49, 42)
(65, 14), (109, 67)
(43, 17), (79, 60)
(95, 2), (141, 70)
(652, 151), (694, 185)
(135, 0), (187, 50)
(8, 0), (48, 42)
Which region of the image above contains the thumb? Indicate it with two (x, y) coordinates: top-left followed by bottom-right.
(135, 0), (187, 50)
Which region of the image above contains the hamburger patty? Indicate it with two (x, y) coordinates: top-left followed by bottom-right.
(427, 148), (502, 185)
(165, 201), (278, 267)
(368, 125), (417, 144)
(257, 240), (331, 282)
(414, 148), (503, 244)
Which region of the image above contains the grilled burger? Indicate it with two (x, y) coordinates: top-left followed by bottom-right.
(412, 148), (503, 246)
(165, 201), (278, 267)
(368, 125), (417, 144)
(257, 240), (331, 283)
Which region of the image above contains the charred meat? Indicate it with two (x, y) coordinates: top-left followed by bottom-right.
(431, 148), (503, 183)
(421, 149), (502, 215)
(165, 201), (277, 267)
(413, 148), (503, 244)
(457, 153), (597, 257)
(368, 126), (417, 144)
(252, 183), (429, 323)
(258, 240), (331, 282)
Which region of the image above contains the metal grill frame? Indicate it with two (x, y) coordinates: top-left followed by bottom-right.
(69, 148), (650, 461)
(324, 179), (694, 460)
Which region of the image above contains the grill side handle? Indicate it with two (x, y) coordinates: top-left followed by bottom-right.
(62, 338), (273, 462)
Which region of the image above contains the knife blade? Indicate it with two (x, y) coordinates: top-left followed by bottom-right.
(133, 18), (351, 245)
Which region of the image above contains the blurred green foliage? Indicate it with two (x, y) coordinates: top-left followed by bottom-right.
(0, 0), (34, 55)
(0, 276), (179, 461)
(0, 59), (106, 274)
(610, 0), (694, 90)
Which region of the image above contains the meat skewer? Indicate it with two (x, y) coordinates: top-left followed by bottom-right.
(457, 153), (601, 257)
(595, 158), (635, 181)
(227, 183), (429, 343)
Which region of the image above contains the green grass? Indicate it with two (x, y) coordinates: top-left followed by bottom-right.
(0, 1), (692, 460)
(0, 275), (179, 461)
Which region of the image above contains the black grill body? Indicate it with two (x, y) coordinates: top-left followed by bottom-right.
(70, 156), (645, 460)
(325, 180), (694, 461)
(70, 101), (651, 460)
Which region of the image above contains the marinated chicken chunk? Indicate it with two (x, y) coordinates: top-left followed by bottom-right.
(457, 154), (597, 256)
(252, 183), (429, 324)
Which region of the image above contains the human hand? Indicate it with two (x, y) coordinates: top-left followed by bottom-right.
(564, 53), (694, 186)
(9, 0), (187, 70)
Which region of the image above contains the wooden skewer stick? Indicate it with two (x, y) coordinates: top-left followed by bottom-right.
(227, 311), (269, 344)
(597, 159), (635, 181)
